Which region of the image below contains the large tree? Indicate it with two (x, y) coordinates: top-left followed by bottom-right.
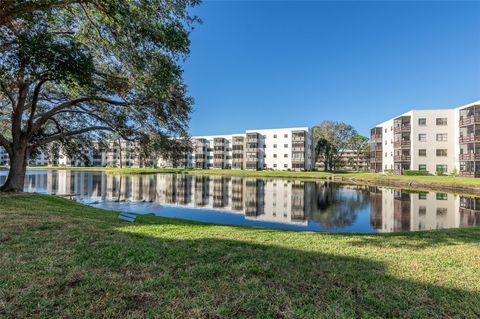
(313, 121), (357, 171)
(315, 137), (335, 172)
(0, 0), (199, 191)
(349, 134), (369, 171)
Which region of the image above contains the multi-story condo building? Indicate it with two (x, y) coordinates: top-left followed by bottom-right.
(160, 127), (315, 171)
(0, 127), (315, 171)
(370, 100), (480, 177)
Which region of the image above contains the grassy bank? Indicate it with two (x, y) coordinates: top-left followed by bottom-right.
(1, 194), (479, 317)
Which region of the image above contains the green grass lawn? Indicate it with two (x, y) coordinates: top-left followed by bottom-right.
(28, 166), (480, 188)
(1, 194), (479, 318)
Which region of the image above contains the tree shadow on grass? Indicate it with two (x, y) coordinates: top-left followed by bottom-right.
(0, 220), (480, 318)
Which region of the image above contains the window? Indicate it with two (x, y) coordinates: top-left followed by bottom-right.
(284, 134), (288, 138)
(419, 206), (427, 215)
(284, 164), (288, 168)
(273, 144), (277, 148)
(436, 133), (448, 142)
(437, 208), (448, 215)
(284, 144), (288, 148)
(273, 134), (277, 138)
(436, 118), (448, 126)
(418, 134), (427, 142)
(418, 118), (427, 126)
(436, 149), (447, 157)
(436, 165), (448, 173)
(385, 128), (387, 133)
(385, 140), (387, 145)
(273, 154), (277, 158)
(385, 152), (387, 157)
(284, 154), (288, 158)
(418, 164), (427, 171)
(273, 164), (277, 168)
(419, 192), (427, 200)
(436, 192), (448, 200)
(419, 149), (427, 157)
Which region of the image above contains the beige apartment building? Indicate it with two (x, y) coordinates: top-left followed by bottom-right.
(316, 149), (369, 171)
(370, 100), (480, 177)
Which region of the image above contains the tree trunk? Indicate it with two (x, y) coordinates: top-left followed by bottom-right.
(1, 145), (27, 192)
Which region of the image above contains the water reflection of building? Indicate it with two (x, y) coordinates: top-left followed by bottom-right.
(18, 170), (480, 231)
(459, 197), (480, 227)
(377, 189), (461, 232)
(369, 187), (383, 229)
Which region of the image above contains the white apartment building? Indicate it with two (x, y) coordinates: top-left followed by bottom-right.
(161, 127), (315, 171)
(0, 127), (315, 171)
(370, 100), (480, 177)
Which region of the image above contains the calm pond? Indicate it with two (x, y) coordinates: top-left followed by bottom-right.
(2, 170), (480, 233)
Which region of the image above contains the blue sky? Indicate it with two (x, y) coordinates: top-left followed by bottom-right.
(183, 1), (480, 136)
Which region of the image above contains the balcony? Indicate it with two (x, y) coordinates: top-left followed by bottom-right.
(460, 116), (480, 127)
(291, 158), (305, 163)
(370, 145), (382, 151)
(394, 124), (411, 133)
(459, 135), (480, 144)
(394, 155), (411, 162)
(370, 134), (382, 141)
(460, 171), (480, 178)
(460, 153), (480, 161)
(393, 140), (411, 148)
(246, 134), (259, 143)
(292, 134), (305, 142)
(370, 155), (382, 163)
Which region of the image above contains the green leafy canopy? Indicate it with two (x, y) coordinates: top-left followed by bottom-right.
(0, 0), (200, 158)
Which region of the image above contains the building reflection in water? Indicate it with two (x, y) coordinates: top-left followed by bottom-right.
(5, 170), (480, 233)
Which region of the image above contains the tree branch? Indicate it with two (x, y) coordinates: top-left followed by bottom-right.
(26, 79), (47, 136)
(0, 81), (15, 106)
(31, 96), (127, 135)
(31, 126), (113, 148)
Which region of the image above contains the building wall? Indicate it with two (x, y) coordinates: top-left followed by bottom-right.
(409, 109), (458, 174)
(370, 101), (480, 176)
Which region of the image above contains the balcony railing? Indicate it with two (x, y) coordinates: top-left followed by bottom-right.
(460, 116), (480, 127)
(394, 125), (411, 133)
(394, 155), (411, 162)
(370, 145), (382, 151)
(371, 134), (382, 140)
(459, 135), (480, 144)
(370, 156), (382, 163)
(393, 140), (411, 148)
(460, 171), (480, 178)
(292, 136), (305, 142)
(460, 153), (480, 161)
(291, 158), (305, 163)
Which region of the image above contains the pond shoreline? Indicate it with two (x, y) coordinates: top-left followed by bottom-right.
(25, 166), (480, 196)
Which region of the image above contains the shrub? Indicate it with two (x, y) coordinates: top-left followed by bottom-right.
(403, 170), (430, 176)
(436, 171), (446, 176)
(451, 168), (458, 177)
